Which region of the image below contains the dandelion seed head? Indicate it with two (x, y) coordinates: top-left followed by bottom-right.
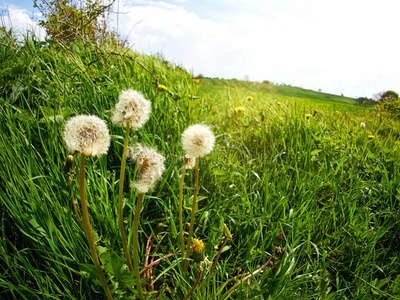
(111, 89), (151, 130)
(129, 144), (165, 193)
(360, 122), (366, 128)
(63, 115), (110, 157)
(182, 124), (215, 157)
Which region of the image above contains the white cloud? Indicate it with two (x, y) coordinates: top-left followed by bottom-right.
(118, 0), (400, 97)
(1, 5), (46, 40)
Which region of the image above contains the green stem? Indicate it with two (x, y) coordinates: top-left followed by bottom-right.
(132, 193), (145, 300)
(69, 177), (83, 229)
(184, 157), (199, 274)
(117, 121), (135, 273)
(79, 155), (113, 300)
(179, 166), (187, 256)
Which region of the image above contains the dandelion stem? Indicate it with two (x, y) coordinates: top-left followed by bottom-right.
(79, 155), (113, 300)
(208, 237), (230, 279)
(132, 192), (145, 300)
(139, 253), (179, 276)
(117, 120), (135, 273)
(183, 269), (202, 300)
(69, 177), (83, 229)
(184, 157), (199, 274)
(221, 251), (275, 299)
(179, 165), (187, 257)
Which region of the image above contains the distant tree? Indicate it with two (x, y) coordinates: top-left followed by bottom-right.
(34, 0), (116, 44)
(379, 90), (399, 102)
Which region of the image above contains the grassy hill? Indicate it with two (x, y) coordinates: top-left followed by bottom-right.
(1, 30), (400, 299)
(199, 77), (357, 104)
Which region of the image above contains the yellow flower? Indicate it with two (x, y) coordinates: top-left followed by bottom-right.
(368, 135), (375, 139)
(192, 239), (205, 262)
(277, 102), (282, 106)
(313, 108), (319, 116)
(306, 114), (313, 119)
(157, 84), (168, 91)
(246, 96), (253, 101)
(234, 106), (245, 112)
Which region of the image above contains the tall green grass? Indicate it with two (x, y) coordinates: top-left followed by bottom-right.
(1, 29), (400, 299)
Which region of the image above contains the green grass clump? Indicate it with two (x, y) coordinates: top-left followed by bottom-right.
(1, 29), (400, 299)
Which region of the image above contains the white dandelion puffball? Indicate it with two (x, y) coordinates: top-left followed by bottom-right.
(360, 122), (366, 128)
(181, 124), (215, 157)
(130, 144), (165, 194)
(63, 115), (110, 157)
(111, 89), (151, 130)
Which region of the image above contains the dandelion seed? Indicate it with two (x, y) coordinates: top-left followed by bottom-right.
(111, 89), (151, 130)
(183, 154), (196, 169)
(182, 124), (215, 158)
(129, 144), (165, 194)
(63, 115), (110, 157)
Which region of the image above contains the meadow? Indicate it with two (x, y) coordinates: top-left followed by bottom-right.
(1, 29), (400, 299)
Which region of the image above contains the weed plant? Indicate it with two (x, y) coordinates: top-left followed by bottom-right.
(1, 29), (400, 299)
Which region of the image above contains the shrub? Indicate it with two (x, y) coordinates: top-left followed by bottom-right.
(380, 90), (399, 102)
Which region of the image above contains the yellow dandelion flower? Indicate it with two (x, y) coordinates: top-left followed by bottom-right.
(234, 106), (245, 112)
(246, 96), (253, 101)
(277, 102), (282, 106)
(306, 114), (313, 119)
(192, 239), (205, 262)
(157, 84), (168, 91)
(313, 108), (319, 116)
(368, 135), (375, 139)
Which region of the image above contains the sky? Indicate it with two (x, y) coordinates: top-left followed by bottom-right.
(2, 0), (400, 98)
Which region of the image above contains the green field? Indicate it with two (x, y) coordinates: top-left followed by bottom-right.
(1, 30), (400, 299)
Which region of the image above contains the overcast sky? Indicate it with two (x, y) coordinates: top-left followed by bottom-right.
(2, 0), (400, 98)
